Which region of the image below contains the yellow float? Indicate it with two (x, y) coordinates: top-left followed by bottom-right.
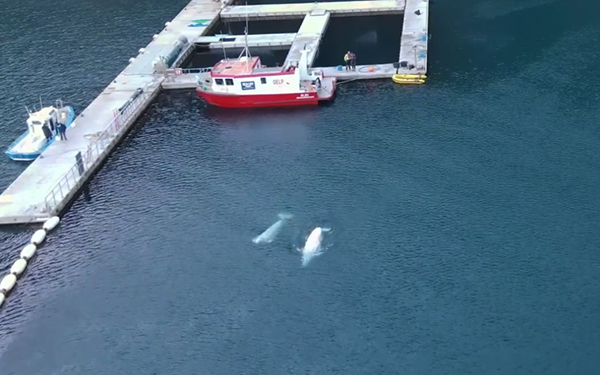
(392, 74), (427, 85)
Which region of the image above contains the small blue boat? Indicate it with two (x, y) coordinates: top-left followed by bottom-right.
(5, 99), (76, 162)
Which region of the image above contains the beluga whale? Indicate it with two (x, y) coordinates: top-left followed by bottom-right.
(252, 212), (293, 244)
(299, 227), (331, 267)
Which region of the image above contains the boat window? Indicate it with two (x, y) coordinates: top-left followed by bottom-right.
(260, 78), (266, 84)
(215, 78), (224, 85)
(31, 120), (42, 125)
(225, 79), (234, 86)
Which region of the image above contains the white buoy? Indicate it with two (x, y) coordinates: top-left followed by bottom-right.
(129, 57), (135, 63)
(20, 244), (37, 260)
(0, 274), (17, 294)
(0, 293), (4, 307)
(139, 48), (145, 54)
(43, 216), (60, 232)
(10, 259), (27, 277)
(31, 229), (46, 245)
(153, 34), (159, 39)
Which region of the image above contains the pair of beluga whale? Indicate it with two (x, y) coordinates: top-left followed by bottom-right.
(252, 212), (331, 267)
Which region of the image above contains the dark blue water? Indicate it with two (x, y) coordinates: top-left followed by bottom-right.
(1, 0), (600, 374)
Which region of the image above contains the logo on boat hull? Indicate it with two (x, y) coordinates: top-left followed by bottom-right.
(296, 93), (314, 100)
(241, 81), (256, 90)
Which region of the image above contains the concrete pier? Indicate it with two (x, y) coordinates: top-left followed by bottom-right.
(284, 10), (331, 69)
(0, 0), (228, 225)
(195, 33), (296, 50)
(0, 0), (431, 225)
(397, 0), (429, 74)
(220, 0), (405, 20)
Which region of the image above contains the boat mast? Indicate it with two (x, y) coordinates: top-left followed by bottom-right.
(238, 2), (252, 71)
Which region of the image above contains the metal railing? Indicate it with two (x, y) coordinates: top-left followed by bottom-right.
(164, 67), (213, 77)
(44, 84), (155, 213)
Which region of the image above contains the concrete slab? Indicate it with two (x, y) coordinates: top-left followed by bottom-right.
(397, 0), (429, 74)
(123, 0), (231, 75)
(319, 64), (396, 80)
(284, 11), (331, 68)
(220, 0), (405, 20)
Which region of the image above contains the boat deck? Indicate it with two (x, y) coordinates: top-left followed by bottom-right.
(397, 0), (429, 74)
(220, 0), (405, 20)
(195, 33), (296, 50)
(316, 77), (337, 100)
(0, 0), (227, 225)
(284, 10), (331, 69)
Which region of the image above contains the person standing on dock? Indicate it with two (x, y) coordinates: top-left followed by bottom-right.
(57, 123), (67, 141)
(344, 51), (351, 71)
(349, 52), (356, 71)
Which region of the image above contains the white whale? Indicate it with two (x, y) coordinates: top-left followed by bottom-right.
(252, 212), (293, 244)
(300, 227), (331, 266)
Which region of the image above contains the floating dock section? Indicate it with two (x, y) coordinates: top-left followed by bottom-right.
(395, 0), (429, 83)
(0, 0), (229, 225)
(284, 10), (330, 69)
(195, 33), (296, 50)
(219, 0), (404, 20)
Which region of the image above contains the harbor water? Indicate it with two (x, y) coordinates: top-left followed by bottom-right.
(1, 0), (599, 373)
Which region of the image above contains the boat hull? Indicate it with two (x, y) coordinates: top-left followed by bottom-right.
(196, 89), (324, 108)
(5, 106), (77, 162)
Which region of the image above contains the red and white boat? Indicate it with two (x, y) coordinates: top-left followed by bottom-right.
(196, 44), (336, 108)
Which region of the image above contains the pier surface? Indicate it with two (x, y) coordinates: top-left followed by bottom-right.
(397, 0), (429, 74)
(220, 0), (405, 20)
(284, 10), (331, 68)
(0, 0), (226, 225)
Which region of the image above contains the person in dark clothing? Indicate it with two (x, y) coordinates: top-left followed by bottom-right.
(42, 125), (52, 141)
(350, 52), (357, 70)
(344, 51), (351, 71)
(57, 123), (67, 141)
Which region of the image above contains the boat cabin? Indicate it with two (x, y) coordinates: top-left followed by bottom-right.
(199, 55), (324, 95)
(27, 106), (60, 139)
